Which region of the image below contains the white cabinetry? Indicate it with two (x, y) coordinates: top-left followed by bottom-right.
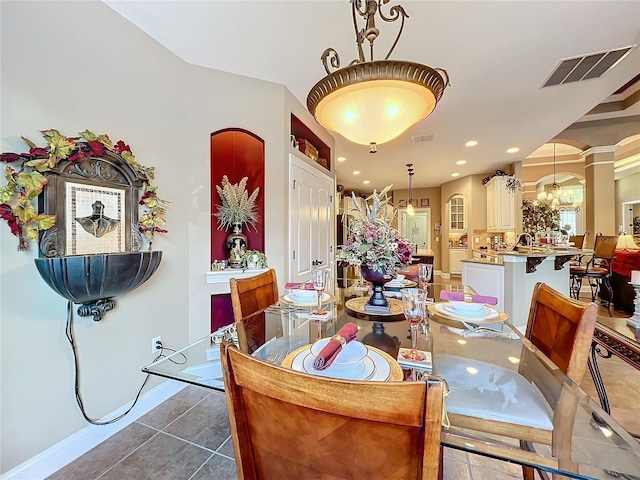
(486, 176), (515, 232)
(449, 195), (465, 231)
(449, 248), (467, 275)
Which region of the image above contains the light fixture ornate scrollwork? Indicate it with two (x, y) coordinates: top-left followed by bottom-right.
(307, 0), (449, 149)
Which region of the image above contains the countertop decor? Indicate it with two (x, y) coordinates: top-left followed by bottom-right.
(0, 129), (169, 251)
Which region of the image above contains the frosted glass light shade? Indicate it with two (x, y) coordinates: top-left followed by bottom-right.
(314, 80), (436, 145)
(307, 60), (447, 146)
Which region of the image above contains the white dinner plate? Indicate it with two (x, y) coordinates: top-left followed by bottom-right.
(435, 302), (500, 321)
(310, 339), (367, 364)
(289, 347), (392, 381)
(301, 353), (374, 379)
(282, 292), (330, 306)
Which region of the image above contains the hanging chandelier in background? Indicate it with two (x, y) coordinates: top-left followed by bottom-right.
(406, 163), (415, 215)
(307, 0), (449, 149)
(547, 143), (562, 209)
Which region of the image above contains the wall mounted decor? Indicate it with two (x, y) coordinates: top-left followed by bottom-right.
(0, 129), (169, 320)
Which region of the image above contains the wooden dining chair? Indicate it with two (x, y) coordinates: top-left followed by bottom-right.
(435, 282), (597, 479)
(229, 268), (279, 323)
(221, 342), (445, 480)
(568, 232), (588, 249)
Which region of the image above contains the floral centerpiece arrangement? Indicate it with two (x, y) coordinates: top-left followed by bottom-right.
(214, 175), (260, 233)
(522, 197), (560, 235)
(0, 129), (169, 251)
(338, 185), (413, 277)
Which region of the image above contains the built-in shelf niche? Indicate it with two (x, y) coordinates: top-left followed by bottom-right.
(290, 114), (331, 172)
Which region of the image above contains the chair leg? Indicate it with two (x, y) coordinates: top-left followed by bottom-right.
(602, 276), (613, 317)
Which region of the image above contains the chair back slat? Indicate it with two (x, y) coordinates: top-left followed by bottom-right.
(222, 344), (444, 480)
(229, 269), (279, 323)
(524, 283), (598, 385)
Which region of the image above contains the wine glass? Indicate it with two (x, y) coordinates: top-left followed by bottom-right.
(400, 288), (427, 361)
(311, 267), (328, 315)
(417, 263), (433, 288)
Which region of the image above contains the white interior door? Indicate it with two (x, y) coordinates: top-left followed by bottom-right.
(288, 153), (335, 286)
(400, 210), (431, 249)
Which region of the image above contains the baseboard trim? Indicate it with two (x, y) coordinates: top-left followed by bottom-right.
(1, 380), (186, 480)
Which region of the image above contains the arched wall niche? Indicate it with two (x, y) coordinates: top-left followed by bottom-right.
(210, 128), (265, 262)
(210, 128), (265, 332)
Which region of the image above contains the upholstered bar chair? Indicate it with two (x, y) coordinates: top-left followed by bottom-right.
(569, 233), (618, 315)
(221, 342), (445, 480)
(435, 283), (598, 480)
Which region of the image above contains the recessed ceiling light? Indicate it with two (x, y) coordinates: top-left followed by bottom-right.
(353, 170), (361, 175)
(456, 160), (466, 165)
(451, 173), (460, 177)
(507, 147), (519, 153)
(465, 140), (478, 147)
(363, 180), (370, 184)
(337, 156), (346, 162)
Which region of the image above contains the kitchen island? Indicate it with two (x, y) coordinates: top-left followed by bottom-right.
(462, 247), (584, 327)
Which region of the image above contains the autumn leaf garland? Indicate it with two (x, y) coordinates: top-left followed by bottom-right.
(0, 129), (169, 251)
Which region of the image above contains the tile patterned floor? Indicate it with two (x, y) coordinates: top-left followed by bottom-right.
(47, 277), (640, 480)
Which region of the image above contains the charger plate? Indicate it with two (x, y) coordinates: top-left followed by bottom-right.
(344, 297), (405, 321)
(428, 302), (508, 324)
(279, 293), (336, 306)
(281, 344), (403, 381)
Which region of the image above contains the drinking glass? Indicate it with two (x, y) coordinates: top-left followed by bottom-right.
(400, 288), (427, 360)
(417, 263), (433, 287)
(311, 267), (328, 315)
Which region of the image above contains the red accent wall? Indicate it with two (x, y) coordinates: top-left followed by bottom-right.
(210, 129), (265, 331)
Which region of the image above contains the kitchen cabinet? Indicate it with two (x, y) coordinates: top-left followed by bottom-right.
(449, 195), (466, 231)
(449, 248), (467, 275)
(486, 176), (515, 232)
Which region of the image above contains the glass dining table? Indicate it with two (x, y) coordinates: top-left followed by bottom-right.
(143, 282), (640, 479)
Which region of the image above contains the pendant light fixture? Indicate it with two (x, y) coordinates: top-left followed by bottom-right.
(307, 0), (449, 149)
(547, 143), (562, 209)
(406, 163), (415, 216)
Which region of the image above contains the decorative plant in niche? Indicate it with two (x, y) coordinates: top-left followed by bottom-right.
(522, 197), (560, 235)
(0, 129), (169, 250)
(214, 175), (260, 232)
(239, 250), (268, 271)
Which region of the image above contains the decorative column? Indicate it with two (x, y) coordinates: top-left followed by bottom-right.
(580, 146), (617, 239)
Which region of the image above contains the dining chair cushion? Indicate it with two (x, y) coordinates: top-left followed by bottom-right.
(434, 354), (553, 431)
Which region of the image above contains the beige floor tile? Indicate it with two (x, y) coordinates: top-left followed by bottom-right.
(191, 454), (237, 480)
(443, 458), (472, 480)
(99, 432), (212, 480)
(137, 384), (212, 430)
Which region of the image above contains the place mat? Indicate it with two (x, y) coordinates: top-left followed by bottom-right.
(281, 344), (403, 381)
(428, 302), (508, 325)
(279, 293), (337, 306)
(345, 297), (405, 321)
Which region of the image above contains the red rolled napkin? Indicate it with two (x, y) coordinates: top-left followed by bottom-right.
(313, 323), (359, 370)
(285, 282), (314, 290)
(439, 290), (498, 305)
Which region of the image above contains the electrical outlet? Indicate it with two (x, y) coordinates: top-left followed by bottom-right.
(151, 336), (162, 354)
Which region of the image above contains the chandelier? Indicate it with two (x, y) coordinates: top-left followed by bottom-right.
(306, 0), (449, 149)
(547, 143), (562, 209)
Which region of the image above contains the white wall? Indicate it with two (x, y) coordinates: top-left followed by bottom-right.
(0, 0), (290, 472)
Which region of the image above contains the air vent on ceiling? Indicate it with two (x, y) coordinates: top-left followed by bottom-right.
(542, 46), (635, 88)
(412, 134), (433, 143)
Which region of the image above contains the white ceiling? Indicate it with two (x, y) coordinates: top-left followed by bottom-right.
(105, 0), (640, 193)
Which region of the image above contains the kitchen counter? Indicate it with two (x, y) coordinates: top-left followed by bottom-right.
(462, 248), (590, 327)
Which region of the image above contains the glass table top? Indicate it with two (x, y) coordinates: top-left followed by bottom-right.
(143, 283), (640, 479)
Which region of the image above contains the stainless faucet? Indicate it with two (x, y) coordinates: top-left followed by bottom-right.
(521, 233), (533, 247)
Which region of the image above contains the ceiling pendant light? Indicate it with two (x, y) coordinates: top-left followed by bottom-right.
(548, 143), (562, 209)
(406, 163), (415, 216)
(307, 0), (449, 149)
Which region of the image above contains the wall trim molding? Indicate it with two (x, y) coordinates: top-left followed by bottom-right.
(0, 380), (186, 480)
(580, 145), (619, 157)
